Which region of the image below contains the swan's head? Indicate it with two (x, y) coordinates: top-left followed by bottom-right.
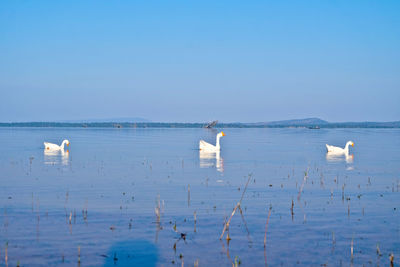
(63, 139), (70, 146)
(220, 131), (226, 137)
(346, 141), (354, 148)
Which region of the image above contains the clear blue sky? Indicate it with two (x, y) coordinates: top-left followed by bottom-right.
(0, 1), (399, 122)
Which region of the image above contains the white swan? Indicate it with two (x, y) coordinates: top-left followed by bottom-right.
(326, 141), (354, 155)
(44, 139), (70, 151)
(199, 131), (225, 152)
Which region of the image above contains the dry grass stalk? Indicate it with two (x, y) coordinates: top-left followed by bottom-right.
(290, 199), (294, 220)
(297, 167), (309, 201)
(194, 211), (197, 232)
(342, 184), (345, 201)
(239, 174), (252, 203)
(188, 184), (190, 207)
(351, 237), (354, 260)
(155, 195), (161, 224)
(264, 207), (272, 248)
(220, 204), (239, 240)
(5, 242), (8, 266)
(220, 174), (252, 240)
(238, 205), (251, 242)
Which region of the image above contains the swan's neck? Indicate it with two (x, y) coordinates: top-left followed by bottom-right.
(61, 140), (67, 150)
(344, 142), (351, 154)
(216, 135), (221, 149)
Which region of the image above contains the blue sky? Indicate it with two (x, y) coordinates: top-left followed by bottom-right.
(0, 1), (399, 122)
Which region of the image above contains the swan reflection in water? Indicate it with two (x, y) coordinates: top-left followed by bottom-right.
(199, 150), (224, 172)
(326, 153), (354, 164)
(44, 149), (70, 166)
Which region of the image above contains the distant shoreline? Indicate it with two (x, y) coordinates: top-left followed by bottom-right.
(0, 121), (399, 128)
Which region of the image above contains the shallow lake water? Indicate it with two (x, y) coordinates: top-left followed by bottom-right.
(0, 128), (399, 266)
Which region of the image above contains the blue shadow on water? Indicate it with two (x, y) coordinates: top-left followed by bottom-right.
(103, 240), (158, 267)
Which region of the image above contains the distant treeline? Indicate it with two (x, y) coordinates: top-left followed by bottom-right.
(0, 121), (399, 128)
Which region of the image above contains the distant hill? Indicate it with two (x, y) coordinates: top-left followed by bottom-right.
(244, 118), (400, 128)
(243, 118), (400, 128)
(250, 118), (329, 127)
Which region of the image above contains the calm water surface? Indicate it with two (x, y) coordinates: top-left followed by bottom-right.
(0, 128), (399, 266)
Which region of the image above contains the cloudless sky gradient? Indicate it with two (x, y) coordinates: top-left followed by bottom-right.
(0, 1), (399, 122)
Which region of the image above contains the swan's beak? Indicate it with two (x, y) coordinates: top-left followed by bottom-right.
(351, 143), (354, 147)
(67, 143), (70, 147)
(221, 131), (226, 136)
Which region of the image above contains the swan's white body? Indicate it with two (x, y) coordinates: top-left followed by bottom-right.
(44, 139), (70, 151)
(326, 141), (354, 155)
(199, 132), (225, 152)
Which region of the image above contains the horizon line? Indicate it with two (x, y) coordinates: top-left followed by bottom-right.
(0, 118), (399, 124)
(0, 118), (400, 124)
